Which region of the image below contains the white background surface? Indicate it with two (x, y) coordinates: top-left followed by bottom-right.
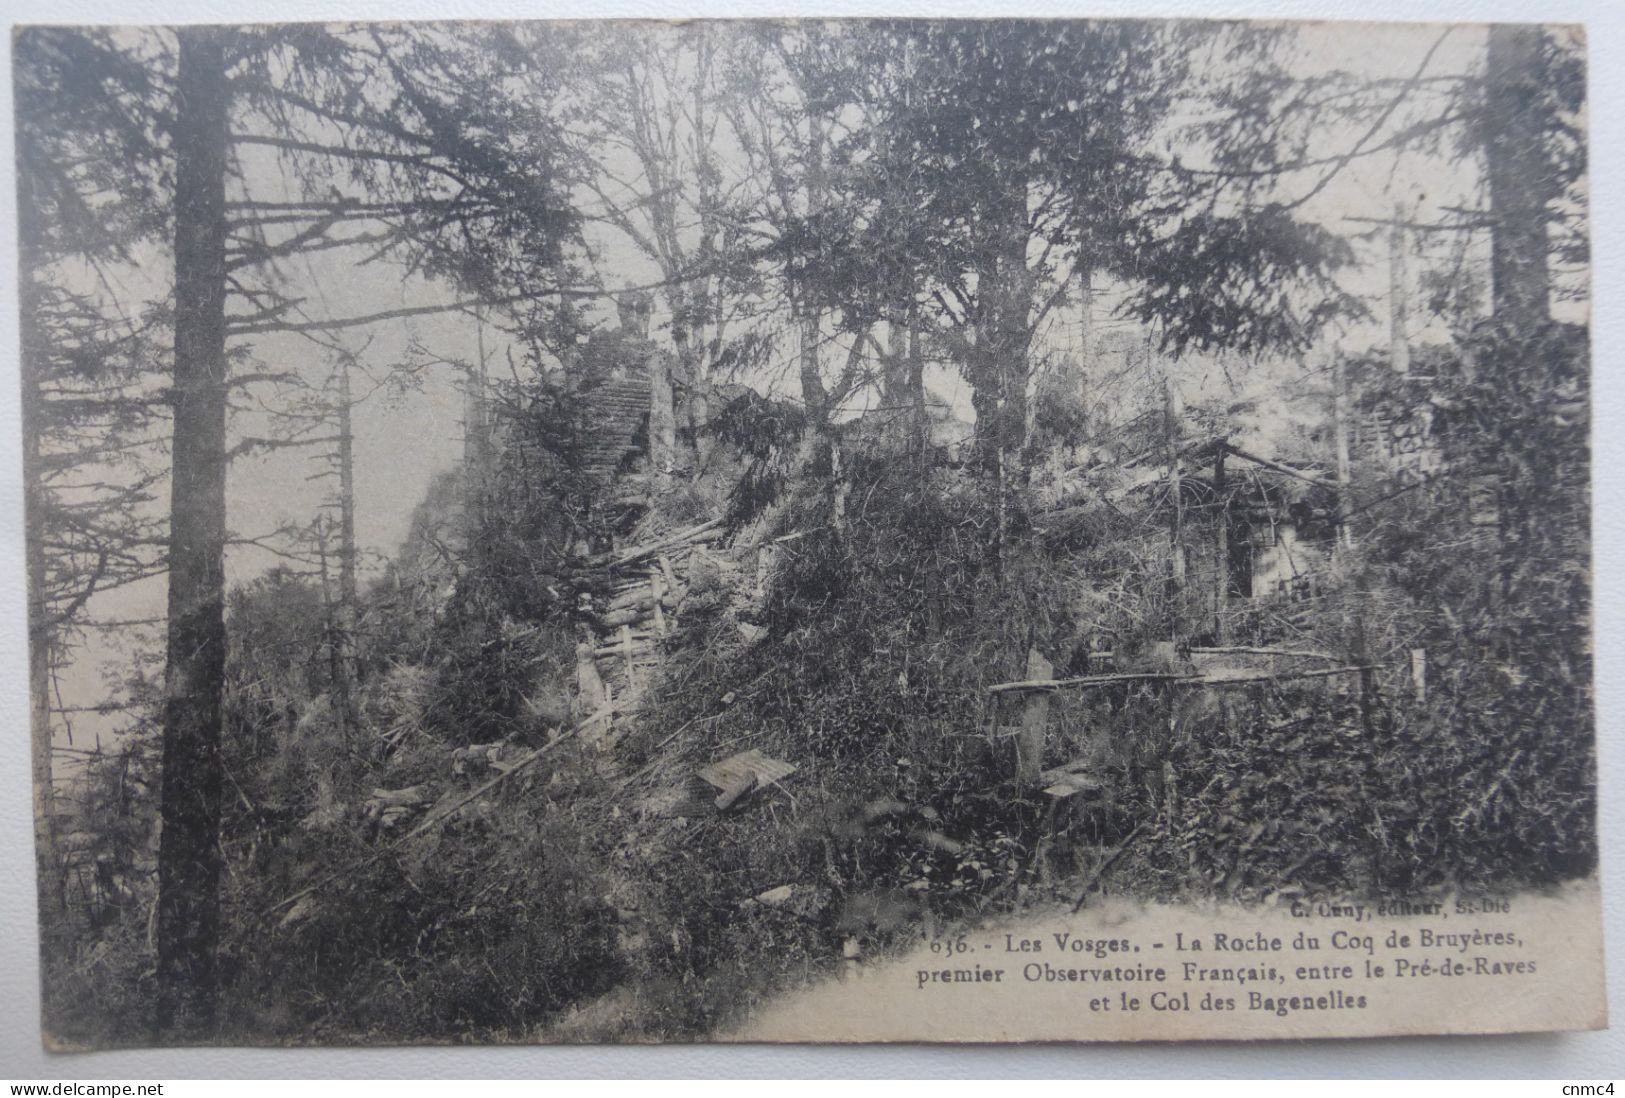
(1, 0), (1621, 1077)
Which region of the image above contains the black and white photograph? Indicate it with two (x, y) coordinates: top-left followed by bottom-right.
(12, 15), (1601, 1048)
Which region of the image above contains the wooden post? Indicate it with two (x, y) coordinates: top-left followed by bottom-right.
(1333, 352), (1353, 553)
(1015, 646), (1053, 783)
(649, 349), (677, 492)
(714, 772), (757, 812)
(1411, 648), (1427, 704)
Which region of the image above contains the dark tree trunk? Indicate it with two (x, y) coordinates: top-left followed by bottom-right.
(156, 26), (231, 1037)
(1485, 24), (1553, 328)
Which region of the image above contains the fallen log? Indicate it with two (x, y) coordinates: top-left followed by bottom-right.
(1218, 442), (1339, 492)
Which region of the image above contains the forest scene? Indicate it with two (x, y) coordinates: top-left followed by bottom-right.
(14, 18), (1593, 1046)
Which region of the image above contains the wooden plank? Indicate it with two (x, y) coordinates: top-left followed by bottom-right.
(607, 584), (658, 612)
(591, 633), (655, 658)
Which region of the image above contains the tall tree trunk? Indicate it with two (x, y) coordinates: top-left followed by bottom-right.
(1485, 24), (1553, 328)
(648, 347), (677, 491)
(337, 357), (358, 611)
(156, 26), (231, 1037)
(796, 111), (830, 437)
(1163, 367), (1185, 639)
(23, 324), (64, 920)
(884, 310), (910, 406)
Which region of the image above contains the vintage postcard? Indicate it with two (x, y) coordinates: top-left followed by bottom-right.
(14, 17), (1600, 1046)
